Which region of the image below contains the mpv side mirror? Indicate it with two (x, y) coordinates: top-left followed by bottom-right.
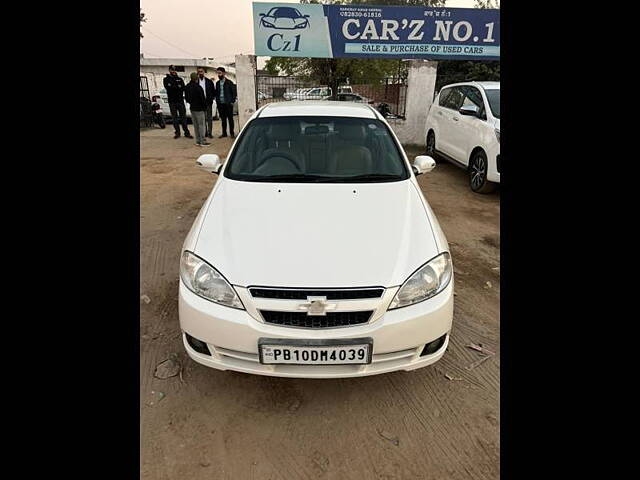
(459, 105), (480, 117)
(413, 155), (436, 175)
(196, 154), (222, 174)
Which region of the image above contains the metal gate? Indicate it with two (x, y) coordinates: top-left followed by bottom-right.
(255, 75), (407, 121)
(140, 76), (153, 129)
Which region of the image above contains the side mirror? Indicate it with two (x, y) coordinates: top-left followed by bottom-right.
(196, 154), (222, 174)
(459, 105), (480, 117)
(259, 13), (265, 16)
(412, 155), (436, 175)
(304, 14), (310, 18)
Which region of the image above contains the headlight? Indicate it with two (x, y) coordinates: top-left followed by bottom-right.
(180, 251), (244, 309)
(388, 252), (452, 310)
(495, 128), (500, 143)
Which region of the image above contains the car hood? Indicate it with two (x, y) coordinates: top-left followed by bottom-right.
(194, 179), (440, 288)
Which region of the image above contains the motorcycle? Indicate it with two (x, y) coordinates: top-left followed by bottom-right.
(376, 102), (399, 120)
(151, 96), (166, 129)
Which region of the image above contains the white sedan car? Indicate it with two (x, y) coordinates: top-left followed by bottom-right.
(179, 101), (453, 378)
(155, 87), (220, 120)
(425, 81), (500, 193)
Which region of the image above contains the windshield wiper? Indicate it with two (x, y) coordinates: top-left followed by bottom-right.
(330, 174), (403, 183)
(247, 174), (333, 183)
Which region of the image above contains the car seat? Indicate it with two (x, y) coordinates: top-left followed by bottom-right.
(254, 122), (306, 175)
(328, 122), (373, 175)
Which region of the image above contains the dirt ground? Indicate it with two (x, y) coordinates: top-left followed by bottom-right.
(140, 120), (500, 480)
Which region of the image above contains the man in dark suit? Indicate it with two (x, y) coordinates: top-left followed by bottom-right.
(184, 72), (210, 147)
(163, 65), (192, 139)
(215, 67), (237, 138)
(197, 66), (216, 139)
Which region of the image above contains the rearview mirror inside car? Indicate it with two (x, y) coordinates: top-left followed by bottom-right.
(196, 154), (222, 174)
(413, 155), (436, 175)
(459, 105), (480, 117)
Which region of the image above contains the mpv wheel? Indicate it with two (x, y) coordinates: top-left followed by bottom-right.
(426, 131), (439, 162)
(469, 150), (496, 194)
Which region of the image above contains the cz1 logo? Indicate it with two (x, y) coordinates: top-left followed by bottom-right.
(267, 33), (302, 52)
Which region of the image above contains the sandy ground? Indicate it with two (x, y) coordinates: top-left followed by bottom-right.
(140, 121), (500, 480)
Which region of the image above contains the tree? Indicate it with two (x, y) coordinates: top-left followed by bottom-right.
(140, 9), (146, 38)
(475, 0), (500, 8)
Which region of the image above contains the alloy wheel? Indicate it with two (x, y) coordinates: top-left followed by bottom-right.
(470, 154), (487, 191)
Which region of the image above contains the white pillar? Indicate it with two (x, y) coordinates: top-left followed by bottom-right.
(392, 60), (438, 146)
(235, 54), (257, 130)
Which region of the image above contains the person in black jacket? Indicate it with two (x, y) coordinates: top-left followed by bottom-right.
(184, 72), (210, 147)
(162, 65), (192, 139)
(215, 67), (237, 138)
(196, 66), (216, 139)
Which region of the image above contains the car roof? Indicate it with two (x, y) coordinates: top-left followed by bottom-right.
(259, 101), (378, 118)
(440, 81), (500, 90)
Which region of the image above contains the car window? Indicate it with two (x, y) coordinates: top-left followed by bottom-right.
(444, 87), (464, 110)
(224, 116), (409, 183)
(461, 86), (487, 119)
(438, 88), (452, 107)
(485, 89), (500, 119)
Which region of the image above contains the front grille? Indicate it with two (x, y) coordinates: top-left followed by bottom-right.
(250, 288), (383, 300)
(260, 310), (373, 329)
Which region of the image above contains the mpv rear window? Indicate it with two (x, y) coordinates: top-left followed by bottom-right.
(443, 88), (464, 110)
(438, 88), (452, 106)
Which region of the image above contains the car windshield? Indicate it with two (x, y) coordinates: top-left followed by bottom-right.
(485, 88), (500, 118)
(224, 116), (409, 183)
(269, 7), (301, 18)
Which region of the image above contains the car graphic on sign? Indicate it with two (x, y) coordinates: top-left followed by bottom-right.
(259, 7), (310, 30)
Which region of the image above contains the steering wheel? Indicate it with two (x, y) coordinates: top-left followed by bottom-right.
(255, 151), (302, 173)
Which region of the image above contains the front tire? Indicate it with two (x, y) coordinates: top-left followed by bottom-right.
(157, 116), (166, 129)
(469, 150), (496, 194)
(426, 131), (440, 162)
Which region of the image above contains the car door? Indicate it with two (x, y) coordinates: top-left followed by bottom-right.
(448, 86), (486, 165)
(436, 86), (464, 158)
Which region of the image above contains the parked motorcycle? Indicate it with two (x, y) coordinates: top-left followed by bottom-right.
(151, 96), (166, 129)
(376, 102), (399, 119)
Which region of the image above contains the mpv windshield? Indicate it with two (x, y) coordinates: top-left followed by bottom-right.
(224, 116), (409, 183)
(485, 89), (500, 119)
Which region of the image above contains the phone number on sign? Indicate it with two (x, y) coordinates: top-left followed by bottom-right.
(339, 11), (382, 18)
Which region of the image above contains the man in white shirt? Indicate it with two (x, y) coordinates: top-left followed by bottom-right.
(197, 67), (216, 139)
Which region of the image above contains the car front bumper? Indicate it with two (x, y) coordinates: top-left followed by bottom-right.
(178, 281), (453, 379)
(487, 144), (501, 183)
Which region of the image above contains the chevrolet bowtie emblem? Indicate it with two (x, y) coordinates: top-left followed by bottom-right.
(298, 296), (337, 316)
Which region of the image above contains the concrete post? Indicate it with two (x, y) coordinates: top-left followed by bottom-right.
(235, 54), (257, 130)
(392, 60), (438, 147)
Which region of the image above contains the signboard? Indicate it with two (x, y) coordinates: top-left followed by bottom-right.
(253, 2), (499, 60)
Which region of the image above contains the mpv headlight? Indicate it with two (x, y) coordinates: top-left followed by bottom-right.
(388, 253), (452, 310)
(180, 251), (244, 309)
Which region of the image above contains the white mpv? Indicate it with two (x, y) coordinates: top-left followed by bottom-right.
(425, 81), (500, 193)
(179, 101), (453, 378)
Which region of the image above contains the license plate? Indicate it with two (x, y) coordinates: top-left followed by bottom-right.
(258, 338), (373, 365)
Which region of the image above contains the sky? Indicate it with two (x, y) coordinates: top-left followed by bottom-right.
(140, 0), (477, 65)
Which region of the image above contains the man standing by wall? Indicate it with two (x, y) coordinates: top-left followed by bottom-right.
(163, 66), (192, 139)
(184, 72), (210, 147)
(197, 67), (216, 139)
(215, 67), (237, 138)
